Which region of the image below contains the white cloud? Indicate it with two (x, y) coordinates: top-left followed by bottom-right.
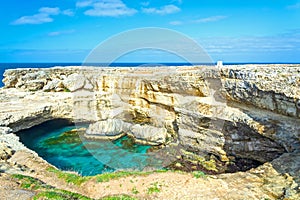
(12, 7), (74, 25)
(169, 15), (226, 26)
(281, 29), (300, 37)
(48, 29), (76, 36)
(62, 9), (75, 16)
(193, 15), (227, 23)
(169, 20), (182, 25)
(199, 34), (300, 55)
(286, 2), (300, 9)
(76, 0), (94, 8)
(38, 7), (60, 15)
(77, 0), (137, 17)
(12, 13), (53, 25)
(142, 4), (180, 15)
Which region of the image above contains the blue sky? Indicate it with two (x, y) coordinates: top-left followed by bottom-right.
(0, 0), (300, 63)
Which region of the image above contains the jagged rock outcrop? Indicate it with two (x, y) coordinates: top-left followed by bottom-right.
(0, 65), (299, 199)
(0, 88), (73, 132)
(221, 65), (300, 118)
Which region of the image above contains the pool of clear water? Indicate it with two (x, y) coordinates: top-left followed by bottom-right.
(17, 119), (154, 176)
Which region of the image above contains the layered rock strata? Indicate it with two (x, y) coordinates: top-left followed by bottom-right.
(0, 64), (299, 199)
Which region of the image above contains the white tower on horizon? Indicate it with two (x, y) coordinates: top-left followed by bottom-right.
(217, 60), (223, 67)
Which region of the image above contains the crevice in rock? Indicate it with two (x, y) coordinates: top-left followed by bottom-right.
(169, 114), (288, 174)
(222, 121), (286, 163)
(15, 119), (74, 134)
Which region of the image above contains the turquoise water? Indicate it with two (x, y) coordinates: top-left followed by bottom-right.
(17, 119), (153, 176)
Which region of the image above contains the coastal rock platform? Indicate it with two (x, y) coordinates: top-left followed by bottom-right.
(0, 65), (299, 199)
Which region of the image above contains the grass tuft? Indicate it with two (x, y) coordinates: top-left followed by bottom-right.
(12, 174), (93, 200)
(95, 169), (167, 183)
(46, 167), (89, 185)
(131, 186), (139, 194)
(192, 171), (206, 179)
(147, 182), (161, 194)
(101, 195), (137, 200)
(33, 190), (92, 200)
(11, 174), (51, 190)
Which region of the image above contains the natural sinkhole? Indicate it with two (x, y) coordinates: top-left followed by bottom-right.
(17, 119), (158, 176)
(16, 116), (286, 177)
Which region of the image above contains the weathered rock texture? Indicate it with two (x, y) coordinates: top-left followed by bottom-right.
(0, 64), (300, 199)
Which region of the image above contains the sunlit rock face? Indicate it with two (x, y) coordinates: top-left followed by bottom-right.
(221, 65), (300, 118)
(2, 65), (300, 174)
(1, 64), (300, 199)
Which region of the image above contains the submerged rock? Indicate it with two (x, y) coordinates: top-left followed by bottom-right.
(44, 129), (83, 146)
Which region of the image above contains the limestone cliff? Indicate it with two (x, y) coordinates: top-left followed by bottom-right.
(2, 66), (299, 162)
(0, 65), (300, 199)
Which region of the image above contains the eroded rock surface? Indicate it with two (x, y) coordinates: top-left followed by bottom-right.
(0, 65), (299, 199)
(86, 119), (129, 139)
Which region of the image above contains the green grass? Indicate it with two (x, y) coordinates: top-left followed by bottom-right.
(101, 195), (137, 200)
(47, 167), (168, 185)
(11, 174), (93, 200)
(34, 191), (138, 200)
(63, 88), (71, 92)
(95, 171), (138, 182)
(46, 167), (89, 185)
(33, 190), (92, 200)
(147, 182), (161, 194)
(131, 186), (139, 194)
(11, 169), (205, 200)
(11, 174), (51, 190)
(95, 169), (167, 183)
(192, 171), (206, 179)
